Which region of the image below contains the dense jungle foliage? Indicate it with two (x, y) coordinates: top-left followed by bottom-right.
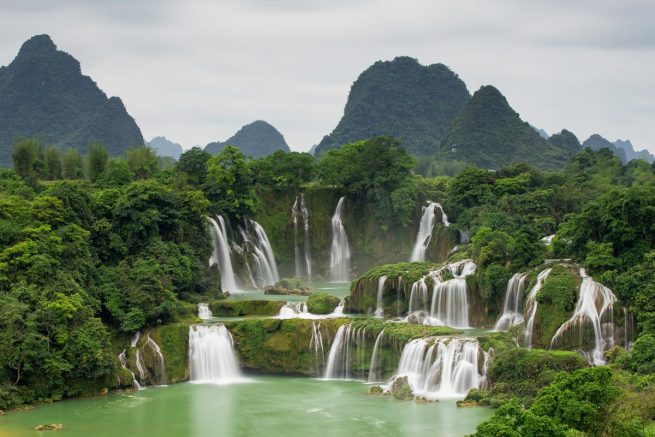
(2, 135), (655, 435)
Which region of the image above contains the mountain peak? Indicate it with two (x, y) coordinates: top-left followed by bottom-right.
(18, 34), (57, 56)
(205, 120), (290, 158)
(316, 56), (470, 156)
(0, 35), (144, 166)
(437, 86), (574, 169)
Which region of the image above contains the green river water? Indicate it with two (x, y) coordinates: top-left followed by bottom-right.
(0, 377), (492, 437)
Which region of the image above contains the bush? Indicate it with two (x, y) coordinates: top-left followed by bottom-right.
(307, 293), (340, 314)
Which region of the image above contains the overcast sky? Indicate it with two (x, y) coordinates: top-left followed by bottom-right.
(1, 0), (654, 152)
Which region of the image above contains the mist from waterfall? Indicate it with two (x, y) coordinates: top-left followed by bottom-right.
(292, 194), (312, 281)
(494, 273), (527, 330)
(208, 215), (239, 292)
(329, 196), (351, 282)
(189, 324), (246, 384)
(550, 269), (617, 365)
(410, 202), (449, 262)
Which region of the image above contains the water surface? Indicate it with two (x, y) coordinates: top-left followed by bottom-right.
(0, 377), (491, 437)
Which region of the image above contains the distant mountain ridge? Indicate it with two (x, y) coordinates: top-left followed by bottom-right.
(148, 136), (183, 159)
(0, 34), (143, 167)
(435, 86), (577, 170)
(205, 120), (290, 158)
(315, 56), (470, 156)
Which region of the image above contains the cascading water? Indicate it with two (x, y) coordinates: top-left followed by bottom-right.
(374, 276), (388, 317)
(329, 197), (351, 282)
(523, 268), (552, 348)
(198, 303), (213, 320)
(118, 350), (142, 389)
(368, 330), (385, 382)
(550, 269), (617, 365)
(208, 215), (239, 292)
(310, 321), (325, 375)
(494, 273), (527, 330)
(189, 324), (245, 384)
(323, 324), (366, 379)
(130, 331), (141, 348)
(146, 334), (167, 385)
(277, 301), (309, 319)
(406, 260), (476, 327)
(410, 202), (449, 262)
(388, 338), (488, 400)
(240, 220), (280, 288)
(135, 349), (146, 383)
(292, 194), (312, 281)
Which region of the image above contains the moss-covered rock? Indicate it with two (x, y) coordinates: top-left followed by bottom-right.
(209, 300), (285, 317)
(390, 376), (413, 400)
(531, 265), (579, 349)
(307, 293), (340, 314)
(148, 324), (190, 384)
(264, 278), (312, 296)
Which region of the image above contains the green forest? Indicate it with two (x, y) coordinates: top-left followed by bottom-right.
(2, 135), (655, 436)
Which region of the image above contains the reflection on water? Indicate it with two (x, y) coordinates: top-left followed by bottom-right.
(0, 377), (491, 437)
(227, 280), (352, 302)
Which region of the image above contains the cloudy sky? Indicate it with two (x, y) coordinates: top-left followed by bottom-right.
(1, 0), (654, 152)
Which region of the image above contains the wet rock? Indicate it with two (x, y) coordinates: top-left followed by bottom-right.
(33, 424), (63, 431)
(456, 400), (479, 408)
(390, 376), (414, 401)
(369, 385), (384, 394)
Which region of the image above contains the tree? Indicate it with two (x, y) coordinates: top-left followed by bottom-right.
(250, 150), (315, 189)
(43, 147), (63, 180)
(87, 143), (108, 182)
(125, 146), (158, 180)
(205, 145), (256, 220)
(62, 148), (83, 179)
(176, 147), (211, 186)
(11, 139), (41, 181)
(317, 136), (415, 226)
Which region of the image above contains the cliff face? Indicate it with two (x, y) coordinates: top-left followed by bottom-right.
(0, 35), (144, 166)
(252, 186), (458, 280)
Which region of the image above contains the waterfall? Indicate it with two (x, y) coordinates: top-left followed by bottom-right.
(541, 234), (555, 245)
(135, 349), (146, 383)
(374, 276), (388, 317)
(146, 334), (167, 385)
(130, 331), (141, 348)
(329, 197), (351, 282)
(523, 268), (552, 348)
(406, 260), (476, 327)
(292, 194), (312, 281)
(332, 299), (345, 316)
(388, 338), (488, 400)
(368, 330), (385, 382)
(550, 269), (617, 365)
(323, 324), (366, 379)
(189, 324), (245, 384)
(277, 301), (309, 319)
(198, 303), (213, 320)
(430, 279), (470, 328)
(208, 215), (239, 292)
(118, 350), (142, 390)
(240, 220), (279, 288)
(494, 273), (527, 330)
(410, 202), (449, 262)
(310, 322), (325, 374)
